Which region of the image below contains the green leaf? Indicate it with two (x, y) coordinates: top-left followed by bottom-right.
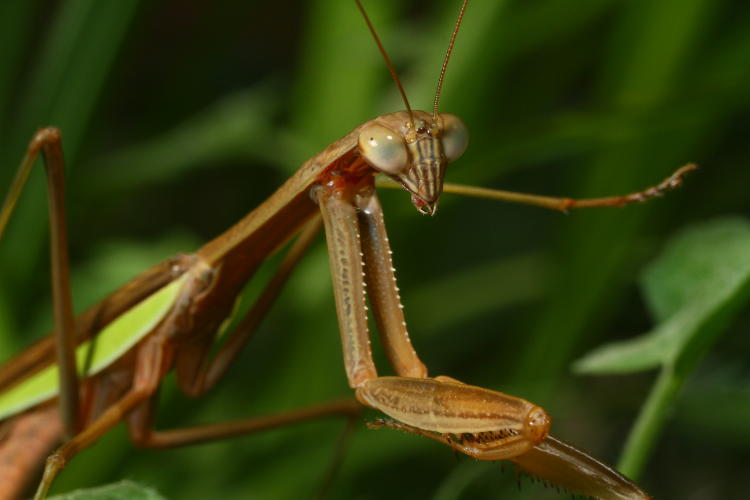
(48, 480), (166, 500)
(575, 217), (750, 374)
(641, 217), (750, 322)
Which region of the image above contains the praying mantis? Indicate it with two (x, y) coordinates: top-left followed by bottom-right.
(0, 1), (698, 499)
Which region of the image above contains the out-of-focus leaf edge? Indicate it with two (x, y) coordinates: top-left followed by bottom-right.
(48, 479), (166, 500)
(574, 217), (750, 375)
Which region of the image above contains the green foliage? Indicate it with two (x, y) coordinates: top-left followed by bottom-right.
(48, 480), (166, 500)
(576, 218), (750, 477)
(577, 218), (750, 374)
(1, 0), (749, 499)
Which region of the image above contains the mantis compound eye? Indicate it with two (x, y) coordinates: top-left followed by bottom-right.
(359, 123), (408, 175)
(439, 113), (469, 163)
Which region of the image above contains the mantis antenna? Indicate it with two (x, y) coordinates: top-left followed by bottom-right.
(433, 0), (469, 121)
(355, 0), (415, 127)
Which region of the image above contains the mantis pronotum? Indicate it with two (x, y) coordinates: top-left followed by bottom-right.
(0, 1), (695, 498)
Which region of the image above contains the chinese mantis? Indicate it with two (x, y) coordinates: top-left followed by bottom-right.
(0, 1), (696, 499)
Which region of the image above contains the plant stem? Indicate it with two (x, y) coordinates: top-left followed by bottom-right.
(618, 366), (683, 478)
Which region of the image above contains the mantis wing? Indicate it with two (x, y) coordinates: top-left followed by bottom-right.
(0, 275), (186, 421)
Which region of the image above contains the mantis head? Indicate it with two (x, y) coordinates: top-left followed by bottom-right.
(355, 0), (470, 215)
(358, 110), (469, 215)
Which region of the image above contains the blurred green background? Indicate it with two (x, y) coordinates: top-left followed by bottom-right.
(1, 0), (749, 498)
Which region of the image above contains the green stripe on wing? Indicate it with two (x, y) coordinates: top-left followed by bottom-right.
(0, 275), (185, 421)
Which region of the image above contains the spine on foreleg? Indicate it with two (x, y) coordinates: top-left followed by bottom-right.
(0, 404), (62, 500)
